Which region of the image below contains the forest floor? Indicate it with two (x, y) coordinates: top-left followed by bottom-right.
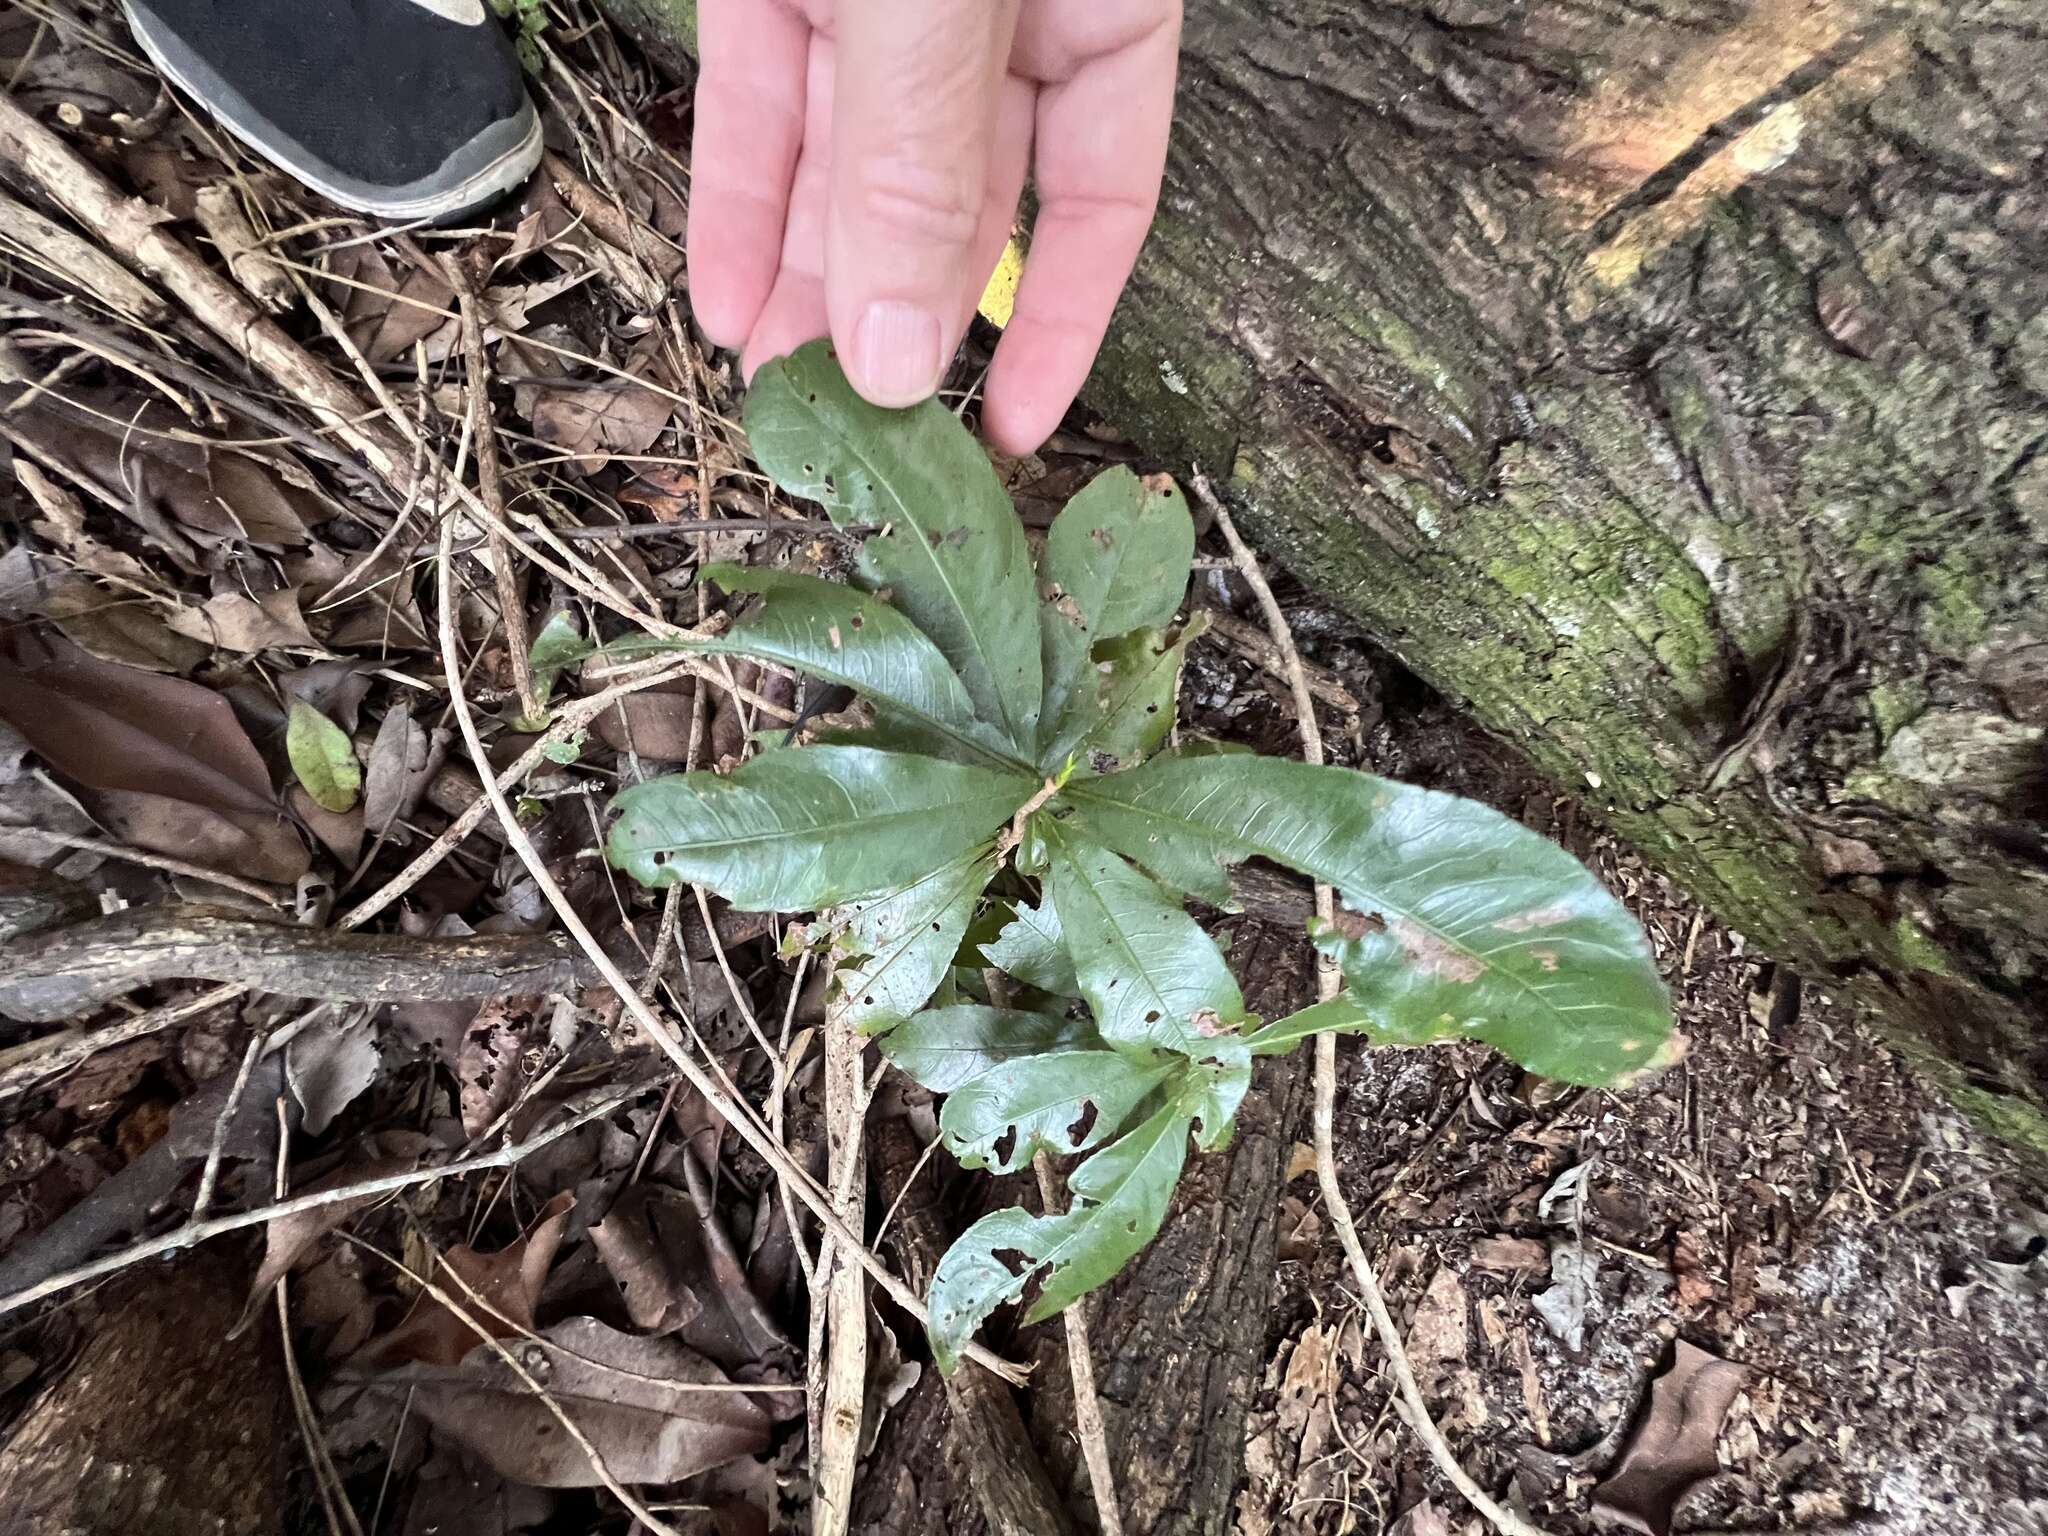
(0, 5), (2044, 1536)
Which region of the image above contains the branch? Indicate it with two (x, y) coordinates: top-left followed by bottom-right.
(0, 908), (602, 1024)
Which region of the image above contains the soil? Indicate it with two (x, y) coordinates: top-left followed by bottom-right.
(1195, 617), (2048, 1536)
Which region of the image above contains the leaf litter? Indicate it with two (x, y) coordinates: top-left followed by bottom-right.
(1, 6), (2041, 1536)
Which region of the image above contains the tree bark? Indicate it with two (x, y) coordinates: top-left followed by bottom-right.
(605, 0), (2048, 1160)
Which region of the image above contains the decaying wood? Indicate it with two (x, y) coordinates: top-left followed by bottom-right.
(868, 1116), (1083, 1536)
(814, 984), (868, 1536)
(0, 187), (167, 322)
(0, 1246), (288, 1535)
(0, 907), (604, 1024)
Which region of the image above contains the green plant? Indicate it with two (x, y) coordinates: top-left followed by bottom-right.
(600, 340), (1676, 1371)
(489, 0), (548, 74)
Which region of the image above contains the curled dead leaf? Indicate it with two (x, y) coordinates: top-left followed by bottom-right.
(1592, 1340), (1746, 1536)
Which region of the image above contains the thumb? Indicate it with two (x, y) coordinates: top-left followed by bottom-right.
(828, 0), (1018, 407)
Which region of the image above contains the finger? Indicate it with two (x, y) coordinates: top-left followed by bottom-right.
(826, 0), (1020, 407)
(983, 11), (1180, 454)
(740, 34), (835, 380)
(955, 72), (1035, 342)
(688, 0), (810, 349)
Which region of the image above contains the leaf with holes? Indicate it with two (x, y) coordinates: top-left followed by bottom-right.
(877, 1004), (1105, 1094)
(927, 1087), (1195, 1373)
(1043, 822), (1251, 1060)
(937, 1046), (1174, 1174)
(1037, 466), (1195, 754)
(980, 898), (1078, 998)
(1050, 616), (1205, 776)
(745, 340), (1043, 750)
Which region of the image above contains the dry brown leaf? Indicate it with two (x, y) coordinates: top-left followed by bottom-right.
(1405, 1266), (1470, 1381)
(589, 1185), (798, 1384)
(13, 393), (318, 553)
(237, 1130), (435, 1330)
(530, 377), (674, 473)
(356, 1191), (575, 1368)
(1591, 1340), (1747, 1535)
(0, 632), (309, 883)
(331, 246), (456, 365)
(399, 1447), (555, 1536)
(583, 661), (697, 762)
(363, 700), (447, 836)
(364, 1315), (770, 1489)
(457, 995), (542, 1138)
(289, 782), (364, 862)
(1470, 1234), (1550, 1273)
(166, 586), (318, 653)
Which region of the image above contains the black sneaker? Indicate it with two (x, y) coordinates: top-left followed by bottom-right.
(121, 0), (542, 223)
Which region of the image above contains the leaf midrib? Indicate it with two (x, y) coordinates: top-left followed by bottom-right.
(805, 400), (1034, 749)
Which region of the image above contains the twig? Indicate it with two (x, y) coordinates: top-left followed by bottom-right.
(1197, 471), (1550, 1536)
(430, 510), (1027, 1384)
(0, 1081), (648, 1316)
(190, 1024), (274, 1222)
(2, 827), (287, 905)
(443, 253), (541, 721)
(1032, 1152), (1126, 1536)
(274, 1096), (367, 1536)
(814, 974), (868, 1536)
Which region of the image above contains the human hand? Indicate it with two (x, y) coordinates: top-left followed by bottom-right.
(687, 0), (1181, 455)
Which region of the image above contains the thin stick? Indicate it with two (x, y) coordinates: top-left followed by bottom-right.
(1198, 472), (1550, 1536)
(444, 254), (541, 721)
(430, 511), (1026, 1384)
(5, 827), (287, 904)
(190, 1025), (272, 1222)
(274, 1097), (368, 1536)
(1032, 1152), (1125, 1536)
(813, 977), (868, 1536)
(0, 1081), (647, 1316)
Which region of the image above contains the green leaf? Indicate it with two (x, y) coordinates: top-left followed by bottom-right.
(938, 1048), (1173, 1174)
(1043, 822), (1251, 1060)
(745, 342), (1043, 749)
(981, 898), (1078, 997)
(1037, 468), (1194, 754)
(832, 847), (997, 1034)
(1183, 1054), (1251, 1152)
(612, 566), (1021, 770)
(878, 1004), (1105, 1094)
(1049, 616), (1204, 775)
(607, 745), (1033, 910)
(527, 610), (587, 703)
(1064, 754), (1673, 1086)
(927, 1089), (1193, 1373)
(286, 700), (360, 813)
(1243, 994), (1374, 1056)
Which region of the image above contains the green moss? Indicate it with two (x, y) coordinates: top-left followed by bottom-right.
(1918, 549), (1994, 656)
(1869, 680), (1928, 742)
(1892, 914), (1954, 976)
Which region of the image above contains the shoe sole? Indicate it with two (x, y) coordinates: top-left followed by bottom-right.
(124, 5), (542, 224)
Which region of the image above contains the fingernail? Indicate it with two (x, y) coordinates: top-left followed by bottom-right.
(853, 300), (943, 406)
